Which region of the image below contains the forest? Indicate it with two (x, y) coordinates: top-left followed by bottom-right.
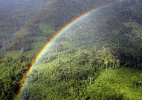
(0, 0), (142, 100)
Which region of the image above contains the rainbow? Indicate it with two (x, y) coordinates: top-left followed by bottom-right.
(4, 0), (57, 56)
(15, 0), (124, 99)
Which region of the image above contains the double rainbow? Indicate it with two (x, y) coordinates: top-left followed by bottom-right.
(15, 0), (124, 99)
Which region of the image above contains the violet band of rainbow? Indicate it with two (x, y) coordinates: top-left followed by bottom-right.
(15, 0), (124, 99)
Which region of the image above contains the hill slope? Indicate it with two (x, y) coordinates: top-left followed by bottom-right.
(19, 1), (142, 99)
(0, 0), (142, 100)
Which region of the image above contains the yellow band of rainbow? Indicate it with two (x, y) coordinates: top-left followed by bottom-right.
(15, 0), (123, 99)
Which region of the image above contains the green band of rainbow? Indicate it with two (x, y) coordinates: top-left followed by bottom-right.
(15, 0), (123, 99)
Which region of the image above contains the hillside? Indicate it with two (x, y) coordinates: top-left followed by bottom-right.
(19, 1), (142, 100)
(0, 0), (47, 56)
(0, 0), (142, 100)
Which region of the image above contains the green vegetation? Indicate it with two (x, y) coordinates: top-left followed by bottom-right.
(87, 68), (142, 100)
(0, 22), (56, 99)
(0, 0), (142, 100)
(0, 55), (33, 100)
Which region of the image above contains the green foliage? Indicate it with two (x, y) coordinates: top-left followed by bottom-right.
(87, 68), (142, 100)
(1, 1), (142, 99)
(0, 55), (33, 100)
(39, 23), (56, 35)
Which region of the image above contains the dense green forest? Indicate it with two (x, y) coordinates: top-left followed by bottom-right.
(0, 0), (142, 100)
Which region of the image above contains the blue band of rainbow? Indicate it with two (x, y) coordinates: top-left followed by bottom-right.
(15, 0), (123, 99)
